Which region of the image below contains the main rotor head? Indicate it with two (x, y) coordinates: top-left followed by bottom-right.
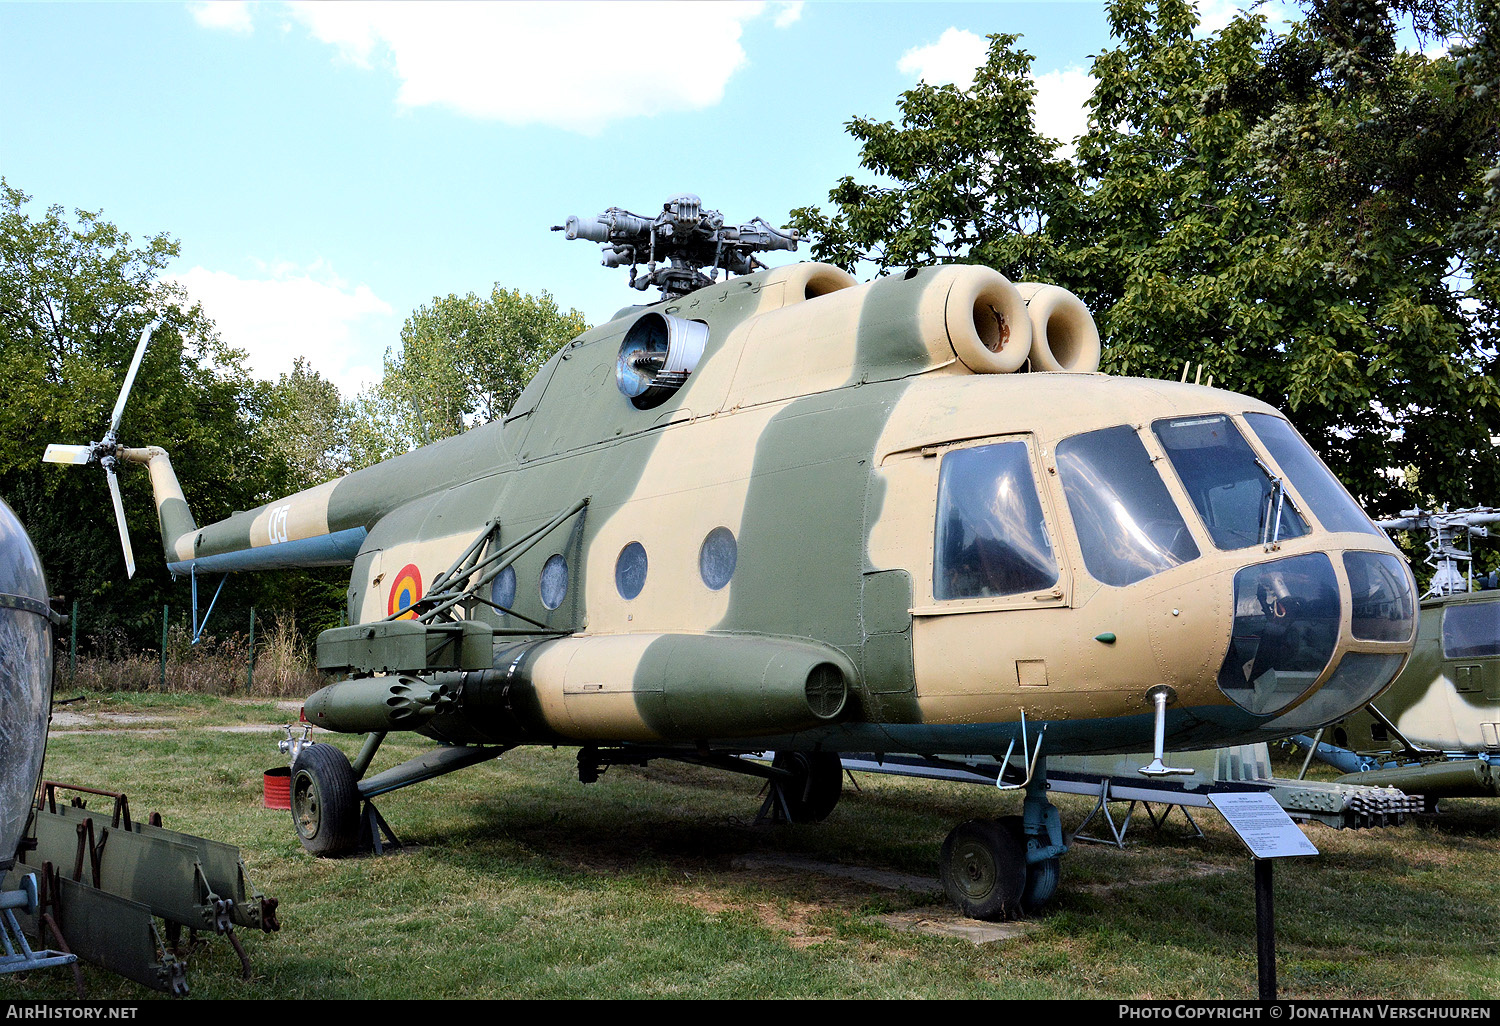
(554, 193), (800, 300)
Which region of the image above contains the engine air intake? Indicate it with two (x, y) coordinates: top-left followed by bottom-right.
(616, 313), (709, 409)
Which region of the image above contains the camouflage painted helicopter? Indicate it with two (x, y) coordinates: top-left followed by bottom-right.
(46, 195), (1418, 920)
(1294, 508), (1500, 802)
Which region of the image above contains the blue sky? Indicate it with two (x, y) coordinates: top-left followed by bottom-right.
(0, 1), (1290, 397)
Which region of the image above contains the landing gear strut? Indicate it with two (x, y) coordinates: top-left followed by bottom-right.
(939, 757), (1066, 920)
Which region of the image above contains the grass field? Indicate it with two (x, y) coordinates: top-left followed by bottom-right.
(4, 692), (1498, 1001)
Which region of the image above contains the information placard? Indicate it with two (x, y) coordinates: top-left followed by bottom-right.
(1208, 791), (1318, 859)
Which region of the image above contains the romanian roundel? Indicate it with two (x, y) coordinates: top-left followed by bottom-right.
(388, 563), (422, 620)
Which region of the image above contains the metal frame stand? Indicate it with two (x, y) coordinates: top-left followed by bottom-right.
(0, 888), (76, 977)
(1071, 778), (1127, 847)
(1072, 778), (1205, 848)
(1133, 800), (1205, 839)
(359, 801), (402, 855)
(754, 784), (794, 825)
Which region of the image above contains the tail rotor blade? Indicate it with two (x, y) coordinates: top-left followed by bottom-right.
(105, 465), (136, 579)
(42, 444), (94, 465)
(108, 318), (162, 441)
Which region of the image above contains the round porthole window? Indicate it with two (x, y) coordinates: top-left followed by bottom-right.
(699, 527), (737, 591)
(490, 565), (517, 611)
(540, 554), (569, 610)
(615, 542), (648, 600)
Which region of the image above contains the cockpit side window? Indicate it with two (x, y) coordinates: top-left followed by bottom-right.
(1055, 426), (1200, 587)
(1153, 415), (1310, 550)
(1243, 413), (1382, 537)
(934, 441), (1059, 600)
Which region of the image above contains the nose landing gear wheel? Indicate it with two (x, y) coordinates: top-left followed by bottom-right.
(997, 814), (1061, 913)
(291, 743), (360, 857)
(940, 818), (1027, 920)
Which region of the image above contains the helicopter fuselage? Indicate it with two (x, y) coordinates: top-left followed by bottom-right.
(140, 262), (1417, 761)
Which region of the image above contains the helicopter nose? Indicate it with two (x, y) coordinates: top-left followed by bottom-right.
(1216, 552), (1342, 717)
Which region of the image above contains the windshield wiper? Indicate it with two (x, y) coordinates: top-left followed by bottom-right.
(1255, 457), (1290, 550)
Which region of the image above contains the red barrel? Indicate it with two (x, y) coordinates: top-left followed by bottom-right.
(263, 766), (291, 810)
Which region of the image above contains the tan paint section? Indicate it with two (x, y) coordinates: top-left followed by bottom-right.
(726, 284), (878, 409)
(356, 531), (479, 623)
(118, 448), (196, 560)
(249, 480), (336, 548)
(1395, 675), (1467, 749)
(864, 374), (1416, 727)
(866, 450), (941, 586)
(526, 634), (664, 741)
(585, 403), (785, 634)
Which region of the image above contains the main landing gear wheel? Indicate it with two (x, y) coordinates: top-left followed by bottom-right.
(291, 743), (361, 857)
(940, 818), (1027, 920)
(997, 815), (1061, 913)
(770, 751), (844, 823)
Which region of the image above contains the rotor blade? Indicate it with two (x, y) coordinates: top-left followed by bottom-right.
(105, 466), (136, 579)
(42, 444), (93, 465)
(108, 318), (162, 441)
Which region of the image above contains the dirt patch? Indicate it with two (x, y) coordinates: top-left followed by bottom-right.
(48, 711), (166, 729)
(876, 908), (1038, 945)
(667, 857), (1033, 947)
(674, 885), (837, 947)
(730, 853), (941, 895)
(1071, 860), (1230, 895)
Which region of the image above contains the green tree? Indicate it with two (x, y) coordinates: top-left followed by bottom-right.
(258, 356), (351, 492)
(0, 181), (335, 648)
(350, 286), (588, 467)
(790, 0), (1500, 516)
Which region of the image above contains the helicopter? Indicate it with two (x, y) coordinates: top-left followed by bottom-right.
(1292, 507), (1500, 803)
(45, 194), (1418, 920)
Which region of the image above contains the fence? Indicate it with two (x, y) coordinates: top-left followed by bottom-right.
(56, 602), (326, 697)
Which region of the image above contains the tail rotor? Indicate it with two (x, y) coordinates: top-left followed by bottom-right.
(39, 318), (162, 579)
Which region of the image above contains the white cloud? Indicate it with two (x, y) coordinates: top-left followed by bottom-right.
(273, 1), (784, 132)
(171, 261), (393, 397)
(188, 1), (254, 34)
(1032, 66), (1095, 158)
(897, 30), (1096, 157)
(772, 2), (804, 29)
(897, 27), (988, 91)
(1194, 1), (1298, 36)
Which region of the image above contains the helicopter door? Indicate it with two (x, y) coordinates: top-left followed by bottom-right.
(907, 435), (1074, 706)
(1440, 597), (1500, 748)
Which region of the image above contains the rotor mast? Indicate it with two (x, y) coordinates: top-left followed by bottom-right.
(1376, 507), (1500, 597)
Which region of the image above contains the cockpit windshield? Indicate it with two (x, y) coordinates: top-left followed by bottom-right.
(1055, 426), (1200, 587)
(1153, 415), (1310, 550)
(1243, 414), (1383, 537)
(933, 441), (1059, 600)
